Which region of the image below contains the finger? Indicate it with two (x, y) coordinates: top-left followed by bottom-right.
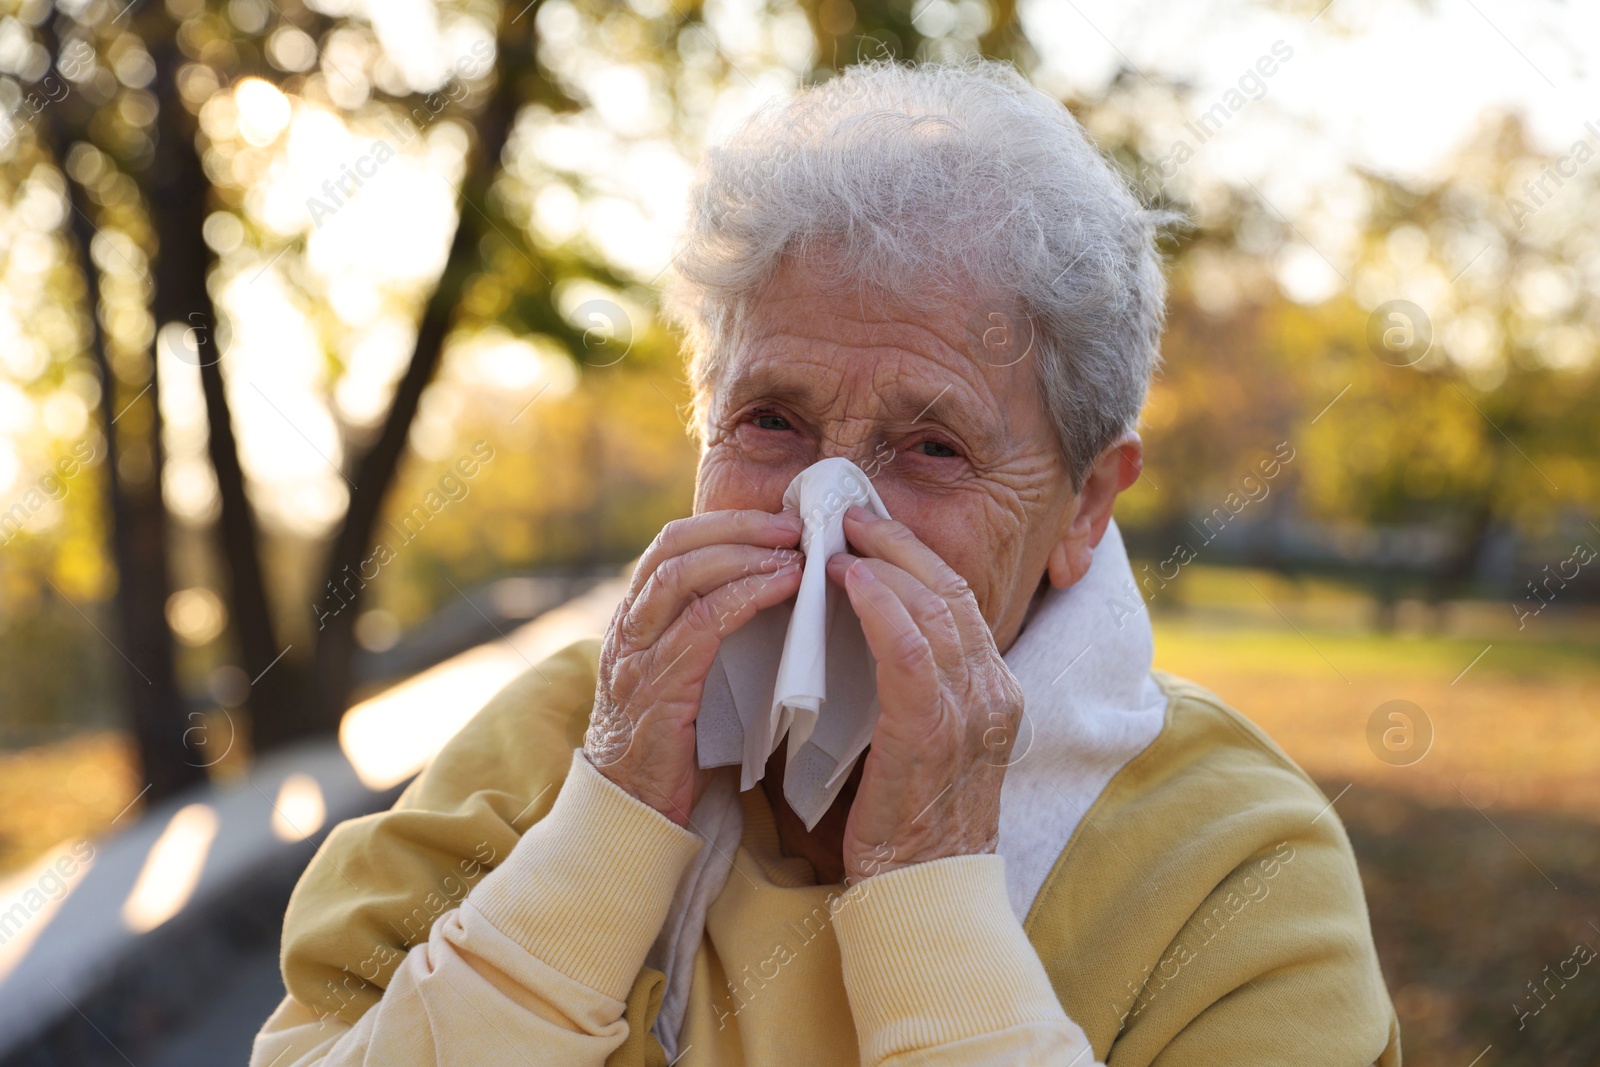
(623, 542), (804, 651)
(644, 560), (805, 699)
(839, 560), (942, 720)
(841, 508), (983, 625)
(631, 509), (803, 599)
(826, 551), (963, 660)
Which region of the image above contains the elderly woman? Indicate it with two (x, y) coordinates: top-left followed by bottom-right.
(252, 60), (1399, 1066)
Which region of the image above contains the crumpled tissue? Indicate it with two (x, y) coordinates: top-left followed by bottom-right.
(694, 457), (891, 828)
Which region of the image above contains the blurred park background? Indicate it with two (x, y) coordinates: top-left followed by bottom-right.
(1, 0), (1598, 1062)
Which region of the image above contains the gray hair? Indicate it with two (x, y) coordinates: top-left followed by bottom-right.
(663, 58), (1173, 490)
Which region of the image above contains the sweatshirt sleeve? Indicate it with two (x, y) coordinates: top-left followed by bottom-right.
(831, 854), (1103, 1067)
(251, 750), (701, 1067)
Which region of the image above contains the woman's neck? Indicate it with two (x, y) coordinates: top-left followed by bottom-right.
(759, 740), (857, 885)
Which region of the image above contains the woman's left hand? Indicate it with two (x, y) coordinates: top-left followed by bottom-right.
(824, 505), (1025, 884)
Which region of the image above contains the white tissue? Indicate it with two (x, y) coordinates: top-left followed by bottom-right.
(695, 457), (891, 828)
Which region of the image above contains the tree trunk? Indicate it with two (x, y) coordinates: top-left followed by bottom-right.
(306, 13), (539, 734)
(144, 31), (301, 751)
(34, 11), (203, 800)
(44, 128), (206, 802)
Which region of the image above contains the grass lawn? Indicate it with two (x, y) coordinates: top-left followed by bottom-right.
(0, 731), (140, 877)
(1152, 582), (1600, 1067)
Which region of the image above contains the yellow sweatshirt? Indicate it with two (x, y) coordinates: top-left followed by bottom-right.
(253, 638), (1401, 1066)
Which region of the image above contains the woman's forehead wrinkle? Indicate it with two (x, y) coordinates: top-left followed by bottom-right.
(721, 362), (808, 409)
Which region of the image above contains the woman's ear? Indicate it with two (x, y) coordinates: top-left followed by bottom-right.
(1045, 432), (1143, 590)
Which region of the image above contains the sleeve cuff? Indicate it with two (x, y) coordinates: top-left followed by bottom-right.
(467, 749), (703, 1000)
(831, 854), (1075, 1062)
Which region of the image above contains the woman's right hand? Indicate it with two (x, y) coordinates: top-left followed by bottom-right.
(584, 508), (805, 825)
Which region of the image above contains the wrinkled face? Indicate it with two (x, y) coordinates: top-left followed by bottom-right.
(694, 259), (1083, 653)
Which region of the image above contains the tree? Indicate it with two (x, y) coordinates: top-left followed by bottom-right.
(34, 13), (204, 797)
(7, 0), (1046, 798)
(302, 4), (542, 739)
(23, 0), (568, 790)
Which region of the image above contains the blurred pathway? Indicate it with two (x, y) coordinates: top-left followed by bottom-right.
(0, 576), (627, 1067)
(145, 949), (283, 1067)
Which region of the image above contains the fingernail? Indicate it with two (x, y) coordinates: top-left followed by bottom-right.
(848, 559), (877, 584)
(845, 506), (879, 524)
(774, 511), (803, 533)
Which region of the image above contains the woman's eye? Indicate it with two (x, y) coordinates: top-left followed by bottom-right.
(752, 411), (792, 432)
(911, 439), (959, 458)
